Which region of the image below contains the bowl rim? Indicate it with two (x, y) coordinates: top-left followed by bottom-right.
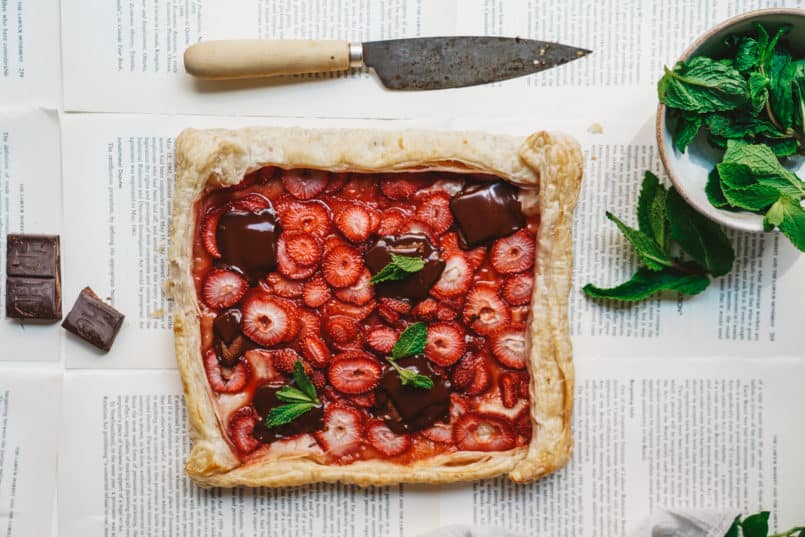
(656, 7), (805, 232)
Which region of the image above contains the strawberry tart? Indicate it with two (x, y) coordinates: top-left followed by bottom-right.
(168, 127), (582, 487)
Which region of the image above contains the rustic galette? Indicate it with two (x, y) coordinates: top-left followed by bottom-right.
(167, 127), (582, 487)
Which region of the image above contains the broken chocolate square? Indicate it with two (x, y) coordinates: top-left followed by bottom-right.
(449, 182), (525, 248)
(62, 287), (125, 352)
(5, 234), (62, 320)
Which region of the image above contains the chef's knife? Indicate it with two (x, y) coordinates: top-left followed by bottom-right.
(183, 37), (591, 90)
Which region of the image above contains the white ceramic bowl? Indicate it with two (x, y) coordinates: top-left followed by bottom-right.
(656, 8), (805, 232)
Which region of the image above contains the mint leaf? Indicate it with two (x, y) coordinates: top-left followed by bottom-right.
(735, 37), (760, 73)
(583, 266), (710, 302)
(765, 137), (798, 157)
(658, 57), (750, 113)
(740, 512), (770, 537)
(724, 516), (740, 537)
(387, 358), (433, 390)
(764, 196), (805, 251)
(292, 360), (318, 403)
(706, 168), (730, 208)
(748, 71), (770, 114)
(606, 211), (673, 271)
(637, 171), (668, 249)
(391, 322), (427, 360)
(265, 402), (317, 428)
(666, 187), (735, 277)
(276, 385), (315, 404)
(723, 183), (780, 212)
(704, 113), (783, 140)
(667, 108), (702, 152)
(715, 162), (786, 211)
(768, 51), (795, 129)
(722, 141), (805, 196)
(370, 254), (425, 284)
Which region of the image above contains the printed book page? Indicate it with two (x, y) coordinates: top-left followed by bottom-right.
(0, 107), (62, 361)
(0, 0), (61, 108)
(60, 113), (443, 368)
(0, 369), (62, 537)
(57, 358), (805, 537)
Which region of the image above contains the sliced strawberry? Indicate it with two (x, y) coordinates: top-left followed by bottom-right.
(490, 329), (527, 369)
(377, 208), (406, 236)
(302, 277), (332, 308)
(514, 408), (533, 439)
(453, 412), (516, 452)
(378, 297), (412, 315)
(425, 322), (466, 366)
(499, 372), (520, 408)
(201, 206), (226, 258)
(367, 206), (381, 235)
(346, 392), (376, 408)
(322, 315), (360, 345)
(490, 230), (535, 274)
(202, 269), (247, 310)
(323, 234), (349, 254)
(301, 335), (331, 369)
(324, 172), (349, 194)
(335, 268), (374, 305)
(311, 370), (327, 391)
(284, 231), (322, 266)
(203, 349), (250, 393)
(269, 348), (306, 374)
(281, 168), (328, 200)
(243, 349), (282, 382)
(265, 273), (303, 298)
(228, 407), (260, 454)
(377, 303), (400, 325)
(450, 393), (470, 419)
(502, 273), (533, 306)
(411, 298), (438, 321)
(296, 309), (320, 338)
(463, 284), (510, 336)
(326, 300), (376, 321)
(241, 292), (298, 346)
(466, 246), (487, 270)
(314, 403), (364, 458)
(276, 236), (317, 280)
(431, 253), (472, 298)
(435, 303), (459, 321)
(328, 352), (382, 394)
(451, 353), (492, 396)
(367, 420), (411, 457)
(365, 325), (398, 354)
(381, 174), (427, 200)
(415, 192), (453, 234)
(277, 201), (331, 237)
(334, 203), (373, 243)
(421, 422), (453, 443)
(511, 306), (529, 326)
(399, 220), (435, 243)
(322, 245), (363, 288)
(233, 193), (272, 212)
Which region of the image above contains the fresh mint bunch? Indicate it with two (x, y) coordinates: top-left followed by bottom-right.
(724, 512), (804, 537)
(386, 322), (433, 389)
(583, 171), (734, 301)
(658, 22), (805, 252)
(265, 360), (320, 428)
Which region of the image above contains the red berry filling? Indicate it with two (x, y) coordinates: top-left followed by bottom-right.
(193, 168), (538, 464)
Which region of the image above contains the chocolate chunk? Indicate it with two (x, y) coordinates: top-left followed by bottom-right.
(251, 384), (324, 443)
(450, 182), (525, 248)
(364, 234), (445, 301)
(374, 355), (451, 434)
(213, 309), (242, 343)
(61, 287), (125, 352)
(5, 277), (62, 320)
(216, 208), (280, 274)
(5, 234), (61, 320)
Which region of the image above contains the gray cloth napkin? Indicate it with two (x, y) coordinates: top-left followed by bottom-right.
(416, 509), (741, 537)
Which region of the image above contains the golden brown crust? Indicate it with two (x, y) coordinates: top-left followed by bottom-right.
(167, 127), (582, 487)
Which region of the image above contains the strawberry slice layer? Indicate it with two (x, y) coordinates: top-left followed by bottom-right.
(315, 404), (365, 458)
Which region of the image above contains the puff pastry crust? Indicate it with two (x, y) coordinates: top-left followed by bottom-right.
(167, 127), (583, 487)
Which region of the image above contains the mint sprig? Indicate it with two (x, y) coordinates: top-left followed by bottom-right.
(724, 511), (804, 537)
(386, 322), (432, 390)
(657, 22), (805, 252)
(369, 254), (425, 284)
(265, 360), (320, 428)
(583, 171), (734, 302)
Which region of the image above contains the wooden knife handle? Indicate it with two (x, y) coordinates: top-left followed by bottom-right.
(184, 40), (351, 79)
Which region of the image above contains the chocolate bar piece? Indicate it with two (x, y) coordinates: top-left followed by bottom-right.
(5, 234), (62, 320)
(62, 287), (125, 352)
(449, 182), (525, 248)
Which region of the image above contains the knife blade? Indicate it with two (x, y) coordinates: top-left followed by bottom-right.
(183, 37), (591, 90)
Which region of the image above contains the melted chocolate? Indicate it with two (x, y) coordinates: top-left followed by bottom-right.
(251, 384), (324, 443)
(213, 309), (242, 343)
(374, 355), (451, 434)
(449, 182), (525, 248)
(364, 234), (445, 301)
(216, 208), (280, 274)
